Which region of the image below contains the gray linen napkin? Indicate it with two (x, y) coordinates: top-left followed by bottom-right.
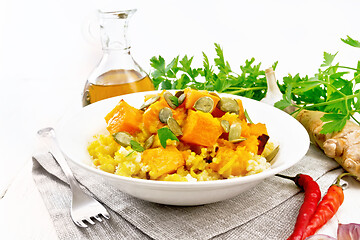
(32, 145), (342, 240)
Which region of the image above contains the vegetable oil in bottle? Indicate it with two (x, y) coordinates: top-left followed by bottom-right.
(82, 9), (154, 106)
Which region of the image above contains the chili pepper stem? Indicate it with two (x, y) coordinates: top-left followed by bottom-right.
(335, 172), (357, 187)
(275, 173), (296, 181)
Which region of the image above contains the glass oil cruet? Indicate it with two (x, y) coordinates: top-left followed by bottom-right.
(82, 9), (154, 106)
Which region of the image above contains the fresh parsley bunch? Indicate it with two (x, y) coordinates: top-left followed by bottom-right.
(148, 37), (360, 134)
(276, 36), (360, 134)
(150, 43), (278, 101)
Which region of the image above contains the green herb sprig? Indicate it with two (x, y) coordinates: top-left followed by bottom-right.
(150, 43), (278, 101)
(149, 37), (360, 134)
(130, 140), (145, 152)
(275, 36), (360, 134)
(157, 128), (179, 148)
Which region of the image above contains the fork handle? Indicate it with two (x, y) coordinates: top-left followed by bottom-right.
(37, 127), (83, 191)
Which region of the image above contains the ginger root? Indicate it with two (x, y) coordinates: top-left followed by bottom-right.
(296, 109), (360, 180)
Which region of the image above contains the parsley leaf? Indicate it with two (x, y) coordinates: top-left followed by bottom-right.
(320, 113), (348, 134)
(169, 96), (179, 107)
(341, 35), (360, 48)
(157, 128), (179, 148)
(130, 140), (145, 152)
(321, 52), (338, 67)
(276, 36), (360, 133)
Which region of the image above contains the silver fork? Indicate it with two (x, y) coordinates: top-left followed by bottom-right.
(37, 127), (110, 227)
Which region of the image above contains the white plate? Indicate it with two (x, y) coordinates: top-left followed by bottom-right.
(56, 91), (310, 206)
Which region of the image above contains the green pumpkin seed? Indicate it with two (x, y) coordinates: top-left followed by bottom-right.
(164, 91), (177, 109)
(217, 97), (239, 114)
(194, 96), (214, 113)
(266, 145), (280, 163)
(112, 132), (133, 147)
(144, 135), (155, 149)
(228, 122), (242, 142)
(178, 93), (186, 105)
(140, 95), (160, 110)
(167, 117), (183, 136)
(229, 137), (247, 143)
(220, 120), (230, 133)
(159, 107), (173, 123)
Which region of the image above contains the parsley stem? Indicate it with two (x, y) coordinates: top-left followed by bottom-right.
(351, 115), (360, 125)
(226, 86), (266, 94)
(351, 74), (360, 91)
(298, 93), (359, 109)
(325, 65), (360, 72)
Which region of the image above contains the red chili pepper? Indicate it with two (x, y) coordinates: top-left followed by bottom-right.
(276, 173), (321, 240)
(300, 173), (350, 240)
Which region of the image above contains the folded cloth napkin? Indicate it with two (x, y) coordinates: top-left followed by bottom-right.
(32, 145), (342, 240)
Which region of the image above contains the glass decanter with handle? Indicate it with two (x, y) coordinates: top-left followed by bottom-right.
(82, 9), (154, 106)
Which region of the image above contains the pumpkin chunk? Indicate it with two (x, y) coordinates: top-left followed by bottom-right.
(249, 123), (268, 137)
(143, 97), (168, 133)
(236, 99), (246, 121)
(181, 110), (223, 147)
(105, 99), (143, 135)
(141, 146), (185, 179)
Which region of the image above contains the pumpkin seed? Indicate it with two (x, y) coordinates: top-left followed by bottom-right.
(167, 117), (183, 136)
(266, 145), (280, 163)
(194, 96), (214, 113)
(164, 91), (177, 109)
(144, 135), (155, 149)
(230, 137), (247, 143)
(220, 120), (230, 133)
(140, 95), (160, 110)
(217, 97), (239, 114)
(112, 132), (133, 147)
(228, 122), (242, 142)
(175, 90), (184, 98)
(178, 93), (186, 105)
(159, 107), (173, 123)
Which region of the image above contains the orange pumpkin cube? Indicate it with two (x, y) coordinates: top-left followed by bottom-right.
(105, 99), (143, 135)
(249, 123), (268, 137)
(236, 99), (246, 121)
(143, 97), (168, 133)
(141, 146), (185, 179)
(181, 110), (223, 147)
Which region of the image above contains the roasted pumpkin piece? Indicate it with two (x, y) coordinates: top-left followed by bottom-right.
(105, 100), (143, 135)
(249, 123), (268, 137)
(184, 88), (220, 113)
(220, 112), (241, 125)
(209, 146), (250, 177)
(141, 146), (185, 179)
(236, 99), (246, 121)
(237, 135), (259, 154)
(181, 110), (223, 147)
(143, 97), (168, 133)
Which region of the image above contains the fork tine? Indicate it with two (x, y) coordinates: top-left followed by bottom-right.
(94, 215), (103, 222)
(75, 220), (88, 228)
(85, 218), (95, 225)
(101, 212), (110, 220)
